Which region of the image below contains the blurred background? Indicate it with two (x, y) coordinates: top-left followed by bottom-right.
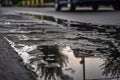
(0, 0), (55, 7)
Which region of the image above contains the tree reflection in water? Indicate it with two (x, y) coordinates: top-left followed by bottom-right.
(30, 45), (69, 80)
(97, 41), (120, 78)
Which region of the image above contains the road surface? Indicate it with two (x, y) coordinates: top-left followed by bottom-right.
(0, 7), (120, 80)
(0, 10), (36, 80)
(1, 7), (120, 25)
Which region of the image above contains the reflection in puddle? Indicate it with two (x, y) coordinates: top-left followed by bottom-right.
(98, 42), (120, 79)
(20, 13), (56, 23)
(30, 45), (69, 80)
(5, 38), (120, 80)
(1, 14), (120, 80)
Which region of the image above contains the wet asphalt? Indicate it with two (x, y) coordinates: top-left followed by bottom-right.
(0, 34), (36, 80)
(0, 7), (120, 80)
(1, 7), (120, 25)
(0, 10), (36, 80)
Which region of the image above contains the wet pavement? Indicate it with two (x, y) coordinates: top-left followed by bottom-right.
(0, 9), (120, 80)
(0, 34), (36, 80)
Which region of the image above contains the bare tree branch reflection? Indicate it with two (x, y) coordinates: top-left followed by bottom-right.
(97, 41), (120, 78)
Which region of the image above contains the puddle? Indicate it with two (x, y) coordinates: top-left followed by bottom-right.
(4, 38), (120, 80)
(1, 14), (120, 80)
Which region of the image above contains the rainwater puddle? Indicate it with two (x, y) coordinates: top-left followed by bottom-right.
(1, 14), (120, 80)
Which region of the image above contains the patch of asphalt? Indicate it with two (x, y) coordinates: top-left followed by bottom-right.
(0, 34), (36, 80)
(0, 12), (36, 80)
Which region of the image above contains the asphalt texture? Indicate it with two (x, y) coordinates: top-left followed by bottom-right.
(0, 10), (36, 80)
(0, 34), (35, 80)
(0, 7), (120, 80)
(1, 7), (120, 25)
